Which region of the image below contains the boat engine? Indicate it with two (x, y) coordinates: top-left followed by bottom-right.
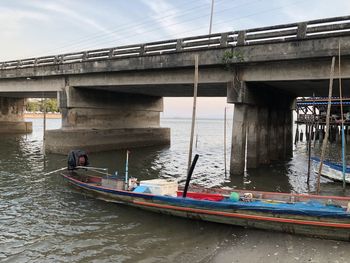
(67, 150), (89, 170)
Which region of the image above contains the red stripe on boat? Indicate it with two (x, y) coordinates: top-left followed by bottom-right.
(133, 200), (350, 229)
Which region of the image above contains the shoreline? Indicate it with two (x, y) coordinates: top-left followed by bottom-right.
(24, 113), (62, 119)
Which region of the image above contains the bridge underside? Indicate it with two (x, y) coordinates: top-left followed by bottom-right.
(2, 79), (349, 100)
(2, 76), (350, 161)
(1, 46), (350, 173)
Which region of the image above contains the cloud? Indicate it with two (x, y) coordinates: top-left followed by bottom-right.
(29, 1), (115, 36)
(0, 7), (49, 38)
(139, 0), (207, 38)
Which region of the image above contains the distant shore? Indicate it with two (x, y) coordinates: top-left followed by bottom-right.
(24, 113), (62, 119)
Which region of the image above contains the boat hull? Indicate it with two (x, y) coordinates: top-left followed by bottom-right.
(62, 173), (350, 241)
(312, 158), (350, 183)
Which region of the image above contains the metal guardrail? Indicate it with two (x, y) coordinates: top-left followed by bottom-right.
(1, 15), (350, 70)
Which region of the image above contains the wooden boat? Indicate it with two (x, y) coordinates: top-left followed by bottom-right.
(61, 170), (350, 241)
(312, 157), (350, 184)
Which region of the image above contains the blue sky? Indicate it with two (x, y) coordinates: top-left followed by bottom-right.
(1, 0), (349, 118)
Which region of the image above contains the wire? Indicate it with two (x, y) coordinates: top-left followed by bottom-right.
(35, 0), (225, 56)
(24, 0), (306, 59)
(46, 0), (257, 55)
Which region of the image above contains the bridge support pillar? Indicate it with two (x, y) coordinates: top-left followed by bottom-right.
(45, 87), (170, 154)
(227, 80), (294, 175)
(230, 104), (247, 173)
(246, 105), (259, 168)
(0, 97), (32, 133)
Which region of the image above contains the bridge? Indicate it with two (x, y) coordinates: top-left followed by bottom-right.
(1, 15), (350, 174)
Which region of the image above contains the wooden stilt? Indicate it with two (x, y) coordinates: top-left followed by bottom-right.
(187, 54), (199, 173)
(316, 56), (335, 194)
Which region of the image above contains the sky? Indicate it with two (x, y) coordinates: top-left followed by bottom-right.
(1, 0), (350, 118)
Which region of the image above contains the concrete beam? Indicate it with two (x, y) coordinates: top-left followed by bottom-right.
(240, 56), (350, 81)
(226, 79), (258, 105)
(227, 79), (296, 108)
(0, 76), (64, 92)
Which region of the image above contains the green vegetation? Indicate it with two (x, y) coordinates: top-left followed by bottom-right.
(222, 50), (245, 70)
(25, 99), (60, 113)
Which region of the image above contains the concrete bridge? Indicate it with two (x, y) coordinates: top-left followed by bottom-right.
(1, 15), (350, 174)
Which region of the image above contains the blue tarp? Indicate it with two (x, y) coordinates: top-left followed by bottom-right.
(153, 195), (350, 218)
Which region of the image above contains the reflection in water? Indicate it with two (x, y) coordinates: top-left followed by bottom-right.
(0, 118), (349, 262)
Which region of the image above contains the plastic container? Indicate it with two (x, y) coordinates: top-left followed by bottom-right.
(139, 179), (178, 196)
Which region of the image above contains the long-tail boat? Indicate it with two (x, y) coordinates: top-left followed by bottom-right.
(60, 154), (350, 241)
(312, 157), (350, 184)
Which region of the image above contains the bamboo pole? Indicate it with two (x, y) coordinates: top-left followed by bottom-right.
(338, 42), (346, 190)
(187, 54), (199, 173)
(316, 57), (335, 194)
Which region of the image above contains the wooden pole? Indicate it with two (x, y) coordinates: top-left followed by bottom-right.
(338, 42), (346, 190)
(224, 106), (227, 177)
(307, 123), (312, 184)
(187, 55), (199, 173)
(42, 98), (47, 156)
(316, 57), (335, 194)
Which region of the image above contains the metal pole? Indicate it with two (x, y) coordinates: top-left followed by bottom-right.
(224, 106), (227, 177)
(317, 57), (335, 194)
(339, 42), (346, 189)
(209, 0), (215, 35)
(187, 55), (199, 173)
(125, 150), (130, 190)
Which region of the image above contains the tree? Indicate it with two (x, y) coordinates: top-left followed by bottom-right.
(25, 98), (60, 112)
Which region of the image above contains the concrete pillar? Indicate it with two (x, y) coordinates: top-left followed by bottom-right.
(246, 105), (259, 168)
(258, 107), (269, 164)
(227, 78), (295, 172)
(284, 110), (293, 157)
(230, 104), (247, 175)
(268, 109), (278, 161)
(276, 110), (285, 159)
(0, 97), (32, 133)
(45, 87), (170, 154)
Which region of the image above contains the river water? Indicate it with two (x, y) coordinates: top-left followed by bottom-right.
(1, 118), (349, 263)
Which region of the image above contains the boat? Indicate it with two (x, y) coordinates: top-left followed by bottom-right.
(61, 165), (350, 241)
(312, 157), (350, 184)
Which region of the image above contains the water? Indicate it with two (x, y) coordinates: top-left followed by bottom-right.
(0, 118), (349, 263)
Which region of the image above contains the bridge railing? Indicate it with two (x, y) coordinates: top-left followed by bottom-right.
(1, 15), (350, 70)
